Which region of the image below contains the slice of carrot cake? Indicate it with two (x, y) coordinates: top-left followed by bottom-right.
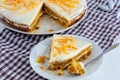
(49, 35), (92, 70)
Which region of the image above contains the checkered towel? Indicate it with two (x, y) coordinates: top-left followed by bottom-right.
(0, 0), (120, 80)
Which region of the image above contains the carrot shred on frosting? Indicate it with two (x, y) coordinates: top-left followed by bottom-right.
(1, 0), (42, 14)
(53, 36), (78, 57)
(48, 0), (80, 14)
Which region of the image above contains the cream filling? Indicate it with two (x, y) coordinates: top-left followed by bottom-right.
(49, 35), (92, 63)
(0, 0), (43, 27)
(44, 0), (86, 21)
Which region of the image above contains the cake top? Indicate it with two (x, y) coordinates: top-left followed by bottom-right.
(51, 35), (78, 57)
(47, 0), (80, 14)
(0, 0), (42, 14)
(50, 35), (92, 62)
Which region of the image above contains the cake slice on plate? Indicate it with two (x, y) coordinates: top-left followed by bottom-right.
(44, 0), (86, 27)
(0, 0), (43, 32)
(49, 35), (92, 70)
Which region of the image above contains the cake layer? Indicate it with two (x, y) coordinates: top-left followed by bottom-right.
(0, 0), (43, 31)
(1, 10), (43, 31)
(49, 35), (92, 70)
(44, 5), (86, 27)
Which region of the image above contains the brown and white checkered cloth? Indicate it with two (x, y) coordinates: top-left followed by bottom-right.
(0, 0), (120, 80)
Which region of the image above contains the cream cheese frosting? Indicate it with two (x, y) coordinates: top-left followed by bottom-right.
(0, 0), (43, 27)
(49, 35), (92, 63)
(44, 0), (86, 21)
(0, 0), (87, 31)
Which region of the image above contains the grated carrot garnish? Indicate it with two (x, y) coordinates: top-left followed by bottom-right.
(47, 0), (80, 14)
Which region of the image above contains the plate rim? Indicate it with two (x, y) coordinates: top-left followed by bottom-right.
(29, 35), (104, 80)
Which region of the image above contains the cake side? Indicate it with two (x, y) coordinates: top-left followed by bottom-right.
(69, 9), (86, 26)
(44, 5), (86, 27)
(1, 9), (43, 32)
(44, 5), (69, 26)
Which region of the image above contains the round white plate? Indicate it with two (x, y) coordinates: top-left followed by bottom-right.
(0, 6), (87, 35)
(30, 35), (104, 80)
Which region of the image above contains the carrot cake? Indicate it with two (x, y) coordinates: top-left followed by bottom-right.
(49, 35), (92, 70)
(0, 0), (43, 31)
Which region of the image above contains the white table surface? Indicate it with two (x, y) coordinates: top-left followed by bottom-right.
(0, 23), (120, 80)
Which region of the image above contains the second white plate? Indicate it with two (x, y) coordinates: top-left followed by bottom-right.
(30, 35), (103, 80)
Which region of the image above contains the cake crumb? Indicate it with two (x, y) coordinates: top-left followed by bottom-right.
(68, 60), (86, 75)
(40, 66), (46, 70)
(36, 56), (49, 64)
(56, 69), (64, 76)
(48, 29), (54, 32)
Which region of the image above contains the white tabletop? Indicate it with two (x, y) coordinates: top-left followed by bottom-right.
(0, 24), (120, 80)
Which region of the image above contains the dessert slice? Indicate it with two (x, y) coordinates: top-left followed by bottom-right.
(49, 35), (92, 70)
(44, 0), (86, 27)
(68, 60), (86, 75)
(0, 0), (43, 32)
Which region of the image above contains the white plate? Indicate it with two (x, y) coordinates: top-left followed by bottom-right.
(0, 6), (87, 35)
(30, 35), (104, 80)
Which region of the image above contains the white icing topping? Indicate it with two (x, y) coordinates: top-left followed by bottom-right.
(0, 0), (43, 26)
(49, 35), (92, 63)
(0, 0), (86, 27)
